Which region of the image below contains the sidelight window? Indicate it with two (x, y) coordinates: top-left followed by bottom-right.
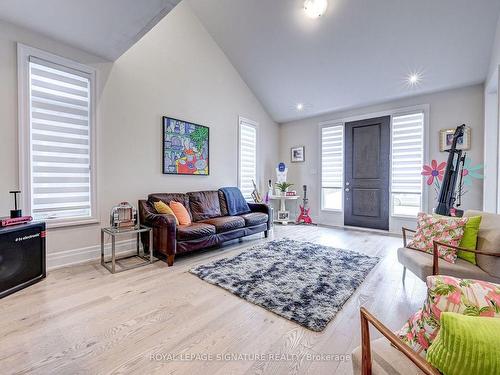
(391, 112), (424, 217)
(321, 124), (344, 210)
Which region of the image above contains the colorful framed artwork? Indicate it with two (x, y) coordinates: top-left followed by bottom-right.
(162, 116), (209, 175)
(291, 146), (305, 162)
(439, 127), (471, 152)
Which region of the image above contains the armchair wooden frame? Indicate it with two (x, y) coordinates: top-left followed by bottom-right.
(431, 240), (500, 275)
(400, 227), (500, 280)
(401, 227), (417, 283)
(360, 307), (440, 375)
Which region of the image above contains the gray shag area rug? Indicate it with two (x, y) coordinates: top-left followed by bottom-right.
(189, 238), (380, 331)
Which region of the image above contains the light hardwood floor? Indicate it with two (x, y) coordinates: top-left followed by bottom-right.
(0, 225), (427, 375)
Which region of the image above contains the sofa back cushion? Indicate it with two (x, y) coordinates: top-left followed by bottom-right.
(187, 191), (221, 221)
(465, 210), (500, 278)
(149, 193), (189, 209)
(218, 190), (229, 216)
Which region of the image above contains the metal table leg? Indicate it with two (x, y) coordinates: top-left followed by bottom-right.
(100, 230), (104, 266)
(149, 228), (153, 263)
(111, 235), (116, 274)
(136, 232), (140, 256)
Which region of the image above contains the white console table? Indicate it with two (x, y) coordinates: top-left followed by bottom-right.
(269, 195), (300, 225)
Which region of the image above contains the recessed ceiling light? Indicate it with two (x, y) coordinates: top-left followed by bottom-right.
(296, 103), (304, 111)
(406, 72), (422, 87)
(304, 0), (328, 19)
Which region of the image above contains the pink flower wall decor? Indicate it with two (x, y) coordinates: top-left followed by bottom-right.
(421, 157), (483, 202)
(421, 160), (446, 186)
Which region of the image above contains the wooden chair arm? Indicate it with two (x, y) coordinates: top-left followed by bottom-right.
(432, 240), (500, 275)
(402, 227), (416, 248)
(360, 307), (440, 375)
(433, 240), (500, 257)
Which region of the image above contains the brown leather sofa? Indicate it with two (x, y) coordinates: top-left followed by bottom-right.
(139, 190), (271, 266)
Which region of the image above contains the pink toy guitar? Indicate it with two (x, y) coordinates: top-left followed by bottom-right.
(297, 206), (313, 224)
(296, 185), (314, 225)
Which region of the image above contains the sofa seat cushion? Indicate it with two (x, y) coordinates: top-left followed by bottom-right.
(199, 216), (245, 233)
(351, 337), (425, 375)
(397, 247), (500, 283)
(177, 223), (216, 241)
(240, 212), (268, 227)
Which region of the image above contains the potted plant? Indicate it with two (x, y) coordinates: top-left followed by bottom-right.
(275, 182), (294, 196)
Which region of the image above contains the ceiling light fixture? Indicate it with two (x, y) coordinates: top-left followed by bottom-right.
(304, 0), (328, 19)
(406, 72), (422, 87)
(296, 103), (304, 111)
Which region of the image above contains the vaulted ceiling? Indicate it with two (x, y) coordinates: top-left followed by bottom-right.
(2, 1), (499, 123)
(189, 0), (500, 123)
(0, 0), (181, 60)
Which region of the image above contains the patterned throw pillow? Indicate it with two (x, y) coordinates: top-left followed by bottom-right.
(407, 212), (468, 263)
(153, 201), (179, 225)
(397, 275), (500, 356)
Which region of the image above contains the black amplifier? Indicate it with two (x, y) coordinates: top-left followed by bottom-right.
(0, 222), (46, 298)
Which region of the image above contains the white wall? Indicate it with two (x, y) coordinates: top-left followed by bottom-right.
(0, 2), (279, 268)
(483, 75), (498, 213)
(483, 14), (500, 213)
(97, 1), (279, 253)
(487, 14), (500, 86)
(280, 84), (484, 232)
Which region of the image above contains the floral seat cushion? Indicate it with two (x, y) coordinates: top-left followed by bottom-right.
(407, 212), (468, 263)
(397, 275), (500, 355)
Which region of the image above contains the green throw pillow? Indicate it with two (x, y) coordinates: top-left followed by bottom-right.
(426, 312), (500, 375)
(433, 214), (481, 264)
(458, 215), (481, 264)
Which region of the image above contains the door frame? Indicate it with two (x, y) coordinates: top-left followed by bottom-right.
(317, 104), (430, 232)
(344, 116), (391, 231)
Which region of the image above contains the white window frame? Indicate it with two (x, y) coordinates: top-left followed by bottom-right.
(238, 116), (259, 200)
(319, 122), (344, 212)
(17, 43), (98, 228)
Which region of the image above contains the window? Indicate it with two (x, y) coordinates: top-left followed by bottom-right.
(238, 117), (258, 200)
(321, 124), (344, 210)
(391, 112), (424, 217)
(18, 45), (96, 226)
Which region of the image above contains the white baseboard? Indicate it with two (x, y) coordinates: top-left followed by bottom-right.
(47, 239), (140, 270)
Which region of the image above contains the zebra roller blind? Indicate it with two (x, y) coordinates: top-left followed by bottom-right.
(239, 119), (257, 200)
(29, 56), (92, 220)
(391, 112), (424, 216)
(321, 124), (343, 210)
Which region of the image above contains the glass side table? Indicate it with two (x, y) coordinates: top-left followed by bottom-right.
(100, 225), (155, 274)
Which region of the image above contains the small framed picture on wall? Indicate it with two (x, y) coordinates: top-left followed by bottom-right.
(439, 127), (471, 152)
(291, 146), (305, 162)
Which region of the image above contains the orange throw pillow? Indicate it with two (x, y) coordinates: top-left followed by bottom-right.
(169, 201), (191, 225)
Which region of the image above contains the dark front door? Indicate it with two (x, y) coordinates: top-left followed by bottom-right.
(344, 116), (390, 230)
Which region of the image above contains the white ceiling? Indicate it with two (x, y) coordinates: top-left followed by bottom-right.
(0, 0), (181, 61)
(189, 0), (500, 123)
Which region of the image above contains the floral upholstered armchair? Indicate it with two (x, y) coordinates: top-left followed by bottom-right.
(351, 275), (500, 374)
(397, 210), (500, 283)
